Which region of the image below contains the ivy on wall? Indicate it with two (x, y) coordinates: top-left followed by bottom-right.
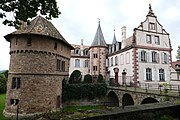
(62, 79), (107, 102)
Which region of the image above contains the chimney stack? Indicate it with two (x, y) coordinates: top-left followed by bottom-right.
(121, 26), (126, 48)
(81, 39), (84, 45)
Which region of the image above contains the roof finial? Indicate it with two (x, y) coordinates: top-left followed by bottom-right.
(149, 3), (152, 10)
(147, 3), (155, 16)
(98, 18), (100, 24)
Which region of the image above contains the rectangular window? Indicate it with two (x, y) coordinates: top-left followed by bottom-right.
(141, 51), (147, 62)
(149, 23), (155, 30)
(162, 52), (168, 64)
(146, 35), (151, 44)
(152, 51), (157, 62)
(93, 66), (97, 71)
(84, 60), (89, 67)
(11, 77), (21, 89)
(115, 56), (118, 65)
(56, 59), (61, 71)
(159, 69), (165, 81)
(154, 36), (160, 45)
(10, 99), (19, 105)
(111, 57), (113, 66)
(146, 68), (152, 81)
(75, 59), (80, 67)
(61, 61), (65, 72)
(120, 54), (124, 65)
(93, 53), (98, 58)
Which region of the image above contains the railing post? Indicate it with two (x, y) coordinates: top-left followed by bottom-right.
(178, 85), (180, 96)
(145, 84), (148, 93)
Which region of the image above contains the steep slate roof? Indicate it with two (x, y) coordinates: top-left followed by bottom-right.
(112, 30), (117, 44)
(5, 16), (73, 49)
(91, 21), (107, 47)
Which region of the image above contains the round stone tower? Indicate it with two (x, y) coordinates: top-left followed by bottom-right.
(4, 16), (73, 117)
(89, 21), (107, 80)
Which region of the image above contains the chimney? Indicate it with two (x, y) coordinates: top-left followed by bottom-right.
(81, 39), (84, 45)
(121, 26), (126, 48)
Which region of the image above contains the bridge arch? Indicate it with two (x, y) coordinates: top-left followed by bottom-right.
(107, 91), (119, 107)
(141, 97), (159, 104)
(122, 93), (134, 106)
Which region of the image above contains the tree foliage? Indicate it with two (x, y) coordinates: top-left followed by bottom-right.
(69, 70), (82, 84)
(177, 45), (180, 61)
(0, 0), (60, 28)
(0, 70), (8, 93)
(97, 74), (104, 83)
(83, 74), (92, 83)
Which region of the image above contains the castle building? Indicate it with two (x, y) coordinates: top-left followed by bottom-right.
(69, 4), (172, 85)
(4, 16), (73, 116)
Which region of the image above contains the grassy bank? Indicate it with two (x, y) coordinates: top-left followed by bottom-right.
(0, 94), (6, 120)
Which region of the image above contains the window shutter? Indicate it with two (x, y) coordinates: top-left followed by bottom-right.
(147, 51), (150, 62)
(167, 54), (169, 64)
(157, 53), (159, 63)
(161, 52), (164, 64)
(139, 51), (141, 62)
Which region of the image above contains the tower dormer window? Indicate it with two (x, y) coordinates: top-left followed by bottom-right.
(27, 37), (32, 46)
(149, 23), (155, 30)
(54, 42), (57, 50)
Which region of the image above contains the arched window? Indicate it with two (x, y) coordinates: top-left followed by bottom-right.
(83, 48), (89, 56)
(74, 48), (80, 55)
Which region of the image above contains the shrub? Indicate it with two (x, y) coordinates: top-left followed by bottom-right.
(97, 74), (104, 83)
(69, 70), (82, 84)
(62, 83), (107, 102)
(83, 74), (92, 83)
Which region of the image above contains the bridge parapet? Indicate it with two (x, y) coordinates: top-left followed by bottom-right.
(106, 86), (180, 107)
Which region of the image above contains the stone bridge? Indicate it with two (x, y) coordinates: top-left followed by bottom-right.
(106, 86), (180, 107)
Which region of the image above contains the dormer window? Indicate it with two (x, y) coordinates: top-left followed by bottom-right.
(149, 23), (155, 30)
(74, 48), (80, 55)
(54, 42), (57, 50)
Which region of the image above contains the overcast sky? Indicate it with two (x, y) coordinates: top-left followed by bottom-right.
(0, 0), (180, 70)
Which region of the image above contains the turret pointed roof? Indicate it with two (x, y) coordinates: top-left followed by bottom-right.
(112, 29), (117, 44)
(5, 16), (73, 49)
(91, 21), (107, 47)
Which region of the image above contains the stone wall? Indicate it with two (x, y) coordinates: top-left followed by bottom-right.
(81, 103), (180, 120)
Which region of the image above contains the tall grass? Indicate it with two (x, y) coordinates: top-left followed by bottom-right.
(0, 94), (6, 120)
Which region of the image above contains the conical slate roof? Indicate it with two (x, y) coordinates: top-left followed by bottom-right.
(91, 21), (107, 47)
(112, 30), (117, 44)
(5, 16), (73, 49)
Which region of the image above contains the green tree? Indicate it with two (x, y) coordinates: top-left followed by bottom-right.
(97, 74), (104, 83)
(69, 70), (82, 84)
(0, 0), (60, 28)
(83, 74), (92, 83)
(176, 45), (180, 61)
